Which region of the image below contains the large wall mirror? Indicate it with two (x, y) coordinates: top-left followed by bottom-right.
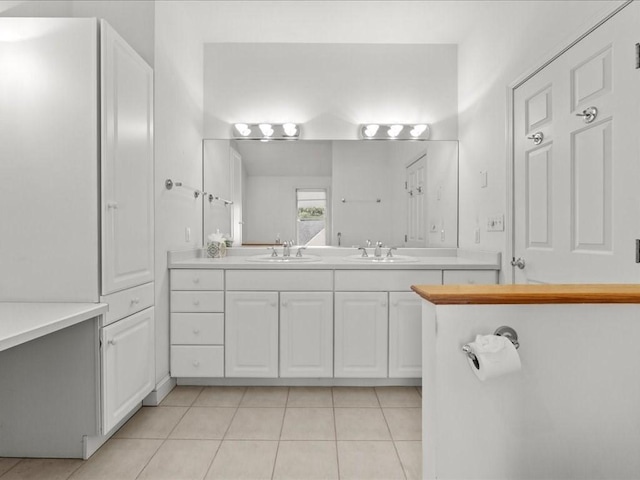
(203, 139), (458, 248)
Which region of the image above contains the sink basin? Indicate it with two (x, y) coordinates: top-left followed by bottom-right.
(246, 254), (322, 263)
(346, 254), (418, 263)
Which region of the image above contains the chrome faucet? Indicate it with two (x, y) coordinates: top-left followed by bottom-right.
(282, 241), (291, 257)
(386, 247), (398, 258)
(296, 246), (307, 257)
(374, 241), (383, 258)
(358, 247), (369, 257)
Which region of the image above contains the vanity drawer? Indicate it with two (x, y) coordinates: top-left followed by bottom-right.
(443, 270), (498, 285)
(335, 270), (442, 291)
(171, 346), (224, 377)
(226, 270), (333, 291)
(100, 282), (154, 326)
(171, 269), (224, 291)
(171, 291), (224, 312)
(171, 313), (224, 345)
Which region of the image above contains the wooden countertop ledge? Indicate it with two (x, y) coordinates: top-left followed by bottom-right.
(411, 284), (640, 305)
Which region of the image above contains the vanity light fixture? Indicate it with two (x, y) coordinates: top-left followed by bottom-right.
(231, 123), (301, 141)
(359, 123), (430, 140)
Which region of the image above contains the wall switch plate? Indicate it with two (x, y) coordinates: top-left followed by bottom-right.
(185, 227), (191, 242)
(480, 171), (488, 188)
(487, 215), (504, 232)
(475, 228), (481, 243)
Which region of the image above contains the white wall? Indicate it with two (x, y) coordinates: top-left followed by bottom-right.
(203, 140), (233, 240)
(154, 1), (204, 385)
(203, 43), (458, 140)
(457, 1), (624, 279)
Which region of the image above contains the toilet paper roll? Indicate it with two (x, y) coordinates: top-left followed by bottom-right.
(466, 334), (521, 381)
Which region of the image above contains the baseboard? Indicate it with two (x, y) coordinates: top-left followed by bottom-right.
(142, 375), (176, 406)
(176, 377), (421, 387)
(82, 403), (141, 459)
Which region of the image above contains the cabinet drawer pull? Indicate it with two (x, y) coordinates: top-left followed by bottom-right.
(192, 360), (200, 367)
(131, 298), (140, 305)
(281, 301), (289, 307)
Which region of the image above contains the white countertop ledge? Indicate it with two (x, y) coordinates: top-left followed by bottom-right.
(0, 302), (108, 352)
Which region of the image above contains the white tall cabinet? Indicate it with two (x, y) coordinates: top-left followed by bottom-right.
(0, 18), (154, 454)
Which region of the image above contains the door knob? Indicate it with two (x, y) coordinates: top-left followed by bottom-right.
(511, 257), (526, 269)
(576, 106), (598, 124)
(527, 132), (544, 145)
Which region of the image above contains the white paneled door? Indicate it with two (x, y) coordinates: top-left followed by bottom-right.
(101, 20), (154, 295)
(513, 2), (640, 283)
(406, 154), (427, 247)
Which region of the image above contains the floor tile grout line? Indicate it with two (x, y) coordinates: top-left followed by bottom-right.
(0, 459), (22, 479)
(376, 389), (409, 480)
(270, 387), (290, 480)
(202, 385), (248, 480)
(332, 387), (342, 480)
(134, 403), (191, 480)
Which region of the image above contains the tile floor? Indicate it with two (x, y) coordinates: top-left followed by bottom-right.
(0, 386), (422, 480)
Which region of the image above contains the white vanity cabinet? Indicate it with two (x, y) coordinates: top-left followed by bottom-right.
(388, 292), (422, 378)
(334, 292), (389, 378)
(280, 292), (333, 377)
(225, 291), (279, 377)
(101, 307), (155, 433)
(225, 270), (334, 378)
(170, 270), (225, 377)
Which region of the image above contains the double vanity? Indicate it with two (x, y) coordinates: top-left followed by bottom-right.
(168, 247), (500, 385)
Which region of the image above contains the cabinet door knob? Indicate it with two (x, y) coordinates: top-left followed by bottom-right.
(131, 298), (140, 305)
(193, 329), (200, 335)
(193, 278), (200, 284)
(108, 339), (117, 346)
(281, 301), (288, 307)
(106, 201), (118, 209)
(192, 360), (200, 367)
(270, 302), (277, 308)
(193, 300), (200, 306)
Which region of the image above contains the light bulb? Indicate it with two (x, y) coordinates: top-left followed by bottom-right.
(259, 123), (274, 137)
(234, 123), (251, 137)
(387, 125), (404, 138)
(410, 124), (428, 137)
(363, 124), (380, 138)
(283, 123), (298, 137)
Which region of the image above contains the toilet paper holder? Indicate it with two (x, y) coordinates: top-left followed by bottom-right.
(462, 326), (520, 366)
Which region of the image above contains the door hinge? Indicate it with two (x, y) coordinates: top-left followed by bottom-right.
(405, 234), (408, 242)
(636, 43), (640, 69)
(636, 239), (640, 263)
(404, 181), (408, 190)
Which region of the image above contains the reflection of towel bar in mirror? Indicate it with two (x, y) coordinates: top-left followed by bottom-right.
(340, 198), (381, 203)
(165, 179), (232, 205)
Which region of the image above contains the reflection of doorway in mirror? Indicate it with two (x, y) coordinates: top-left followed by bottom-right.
(405, 154), (426, 247)
(296, 189), (327, 246)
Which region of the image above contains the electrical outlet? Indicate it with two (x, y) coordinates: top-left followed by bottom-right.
(475, 228), (481, 243)
(487, 215), (504, 232)
(185, 227), (191, 242)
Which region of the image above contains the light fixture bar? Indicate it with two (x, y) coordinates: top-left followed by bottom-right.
(232, 123), (301, 140)
(359, 123), (430, 140)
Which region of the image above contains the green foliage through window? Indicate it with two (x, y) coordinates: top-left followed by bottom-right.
(298, 206), (325, 220)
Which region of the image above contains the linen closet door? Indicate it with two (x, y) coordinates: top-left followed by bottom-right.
(513, 2), (640, 284)
(101, 21), (154, 295)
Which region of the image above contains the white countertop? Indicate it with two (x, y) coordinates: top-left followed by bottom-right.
(0, 302), (108, 352)
(168, 248), (501, 271)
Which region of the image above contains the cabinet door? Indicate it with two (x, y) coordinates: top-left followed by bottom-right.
(280, 292), (333, 378)
(101, 307), (154, 433)
(100, 21), (154, 295)
(389, 292), (422, 378)
(334, 292), (388, 378)
(225, 292), (279, 377)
